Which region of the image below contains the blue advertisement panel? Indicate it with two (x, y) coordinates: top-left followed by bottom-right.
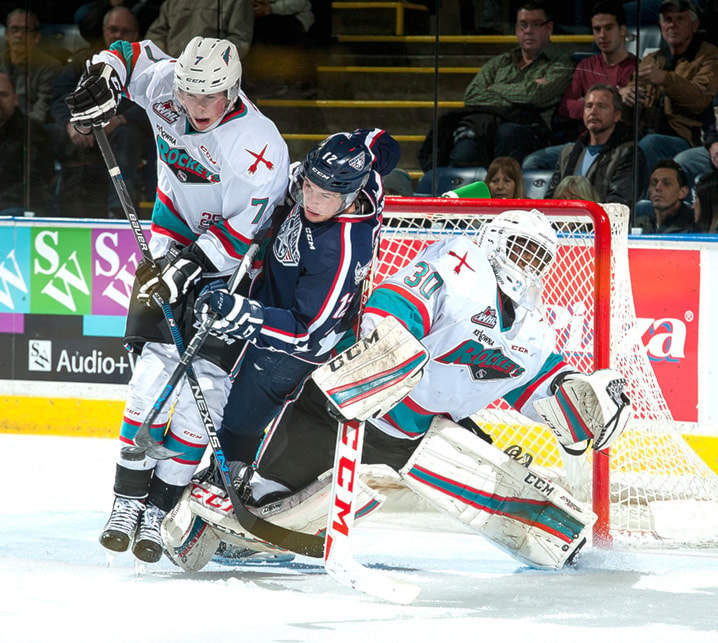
(0, 218), (143, 384)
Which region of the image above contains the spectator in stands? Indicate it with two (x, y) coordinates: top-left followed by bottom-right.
(49, 6), (153, 218)
(622, 0), (718, 178)
(417, 1), (573, 171)
(0, 8), (60, 123)
(545, 84), (647, 206)
(552, 175), (601, 201)
(524, 1), (637, 170)
(144, 0), (254, 59)
(383, 168), (414, 196)
(635, 159), (697, 232)
(0, 72), (54, 216)
(251, 0), (313, 47)
(459, 0), (503, 35)
(674, 88), (718, 187)
(486, 156), (525, 198)
(692, 169), (718, 230)
(74, 0), (163, 43)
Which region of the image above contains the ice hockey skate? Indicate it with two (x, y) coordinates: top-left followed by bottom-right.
(132, 503), (167, 563)
(99, 496), (145, 553)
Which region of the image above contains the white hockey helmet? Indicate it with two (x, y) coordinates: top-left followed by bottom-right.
(477, 208), (558, 310)
(174, 36), (241, 103)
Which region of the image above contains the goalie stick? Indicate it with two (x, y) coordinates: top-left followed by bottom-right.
(325, 418), (421, 605)
(313, 316), (427, 603)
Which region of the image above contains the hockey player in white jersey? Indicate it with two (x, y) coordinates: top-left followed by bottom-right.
(164, 208), (631, 571)
(65, 36), (290, 563)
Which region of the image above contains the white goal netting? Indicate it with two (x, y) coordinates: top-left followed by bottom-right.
(366, 198), (718, 545)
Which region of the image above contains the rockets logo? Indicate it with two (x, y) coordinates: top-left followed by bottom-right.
(437, 339), (525, 380)
(157, 137), (219, 183)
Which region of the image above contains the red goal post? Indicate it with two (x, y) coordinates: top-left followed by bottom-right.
(372, 196), (718, 545)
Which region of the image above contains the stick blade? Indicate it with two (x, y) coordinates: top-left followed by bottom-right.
(325, 550), (421, 606)
(134, 426), (183, 460)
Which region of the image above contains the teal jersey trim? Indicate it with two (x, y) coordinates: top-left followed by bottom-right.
(503, 352), (564, 407)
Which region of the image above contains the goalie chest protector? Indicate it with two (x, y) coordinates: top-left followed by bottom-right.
(365, 237), (558, 438)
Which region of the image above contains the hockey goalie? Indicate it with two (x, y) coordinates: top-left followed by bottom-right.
(163, 208), (632, 572)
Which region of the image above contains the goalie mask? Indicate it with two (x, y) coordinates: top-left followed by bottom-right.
(290, 133), (372, 218)
(174, 37), (241, 131)
(477, 208), (557, 310)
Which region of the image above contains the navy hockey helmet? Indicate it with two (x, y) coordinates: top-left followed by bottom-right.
(290, 133), (373, 215)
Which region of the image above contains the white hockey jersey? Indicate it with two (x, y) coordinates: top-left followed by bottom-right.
(361, 236), (571, 439)
(94, 40), (290, 272)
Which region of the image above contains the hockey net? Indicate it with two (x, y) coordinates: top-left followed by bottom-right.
(367, 197), (718, 545)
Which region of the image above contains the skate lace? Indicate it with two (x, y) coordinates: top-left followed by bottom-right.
(136, 504), (166, 545)
(106, 497), (144, 533)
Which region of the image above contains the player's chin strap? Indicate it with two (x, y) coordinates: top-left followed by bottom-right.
(312, 316), (429, 605)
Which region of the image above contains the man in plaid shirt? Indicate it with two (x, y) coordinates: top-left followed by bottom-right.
(448, 1), (574, 168)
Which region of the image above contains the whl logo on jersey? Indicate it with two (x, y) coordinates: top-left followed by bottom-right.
(157, 137), (219, 183)
(436, 340), (525, 380)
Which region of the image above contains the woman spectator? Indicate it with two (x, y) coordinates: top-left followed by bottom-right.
(486, 156), (525, 199)
(553, 174), (600, 202)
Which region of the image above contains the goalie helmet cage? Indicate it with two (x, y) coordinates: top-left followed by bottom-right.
(373, 197), (718, 546)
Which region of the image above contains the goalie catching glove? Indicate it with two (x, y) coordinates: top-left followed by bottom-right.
(533, 368), (631, 454)
(194, 280), (264, 340)
(65, 61), (122, 129)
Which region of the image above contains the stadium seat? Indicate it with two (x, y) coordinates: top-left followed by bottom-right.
(626, 25), (663, 57)
(415, 166), (487, 196)
(522, 169), (553, 199)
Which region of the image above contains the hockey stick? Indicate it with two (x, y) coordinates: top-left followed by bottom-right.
(93, 126), (152, 262)
(321, 248), (422, 604)
(324, 421), (421, 605)
(129, 247), (257, 459)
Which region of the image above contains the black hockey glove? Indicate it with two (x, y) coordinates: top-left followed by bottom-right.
(195, 280), (264, 340)
(65, 61), (122, 129)
(134, 258), (162, 290)
(137, 246), (204, 307)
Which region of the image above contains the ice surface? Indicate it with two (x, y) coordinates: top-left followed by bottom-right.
(1, 434), (717, 642)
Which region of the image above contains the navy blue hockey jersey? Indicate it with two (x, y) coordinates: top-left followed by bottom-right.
(248, 128), (399, 364)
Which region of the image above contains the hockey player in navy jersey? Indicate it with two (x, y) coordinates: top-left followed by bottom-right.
(193, 128), (400, 476)
(164, 208), (632, 573)
(65, 36), (289, 563)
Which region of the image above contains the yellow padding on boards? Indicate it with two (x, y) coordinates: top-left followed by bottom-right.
(684, 435), (718, 475)
(0, 396), (123, 438)
(477, 420), (718, 476)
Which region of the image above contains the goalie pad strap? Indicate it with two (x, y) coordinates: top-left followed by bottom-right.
(312, 316), (429, 421)
(399, 417), (596, 570)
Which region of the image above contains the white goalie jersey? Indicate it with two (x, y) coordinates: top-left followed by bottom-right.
(92, 40), (290, 271)
(361, 235), (573, 440)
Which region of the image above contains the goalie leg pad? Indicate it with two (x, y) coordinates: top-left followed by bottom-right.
(311, 316), (429, 421)
(176, 471), (385, 558)
(162, 486), (221, 572)
(399, 417), (596, 570)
